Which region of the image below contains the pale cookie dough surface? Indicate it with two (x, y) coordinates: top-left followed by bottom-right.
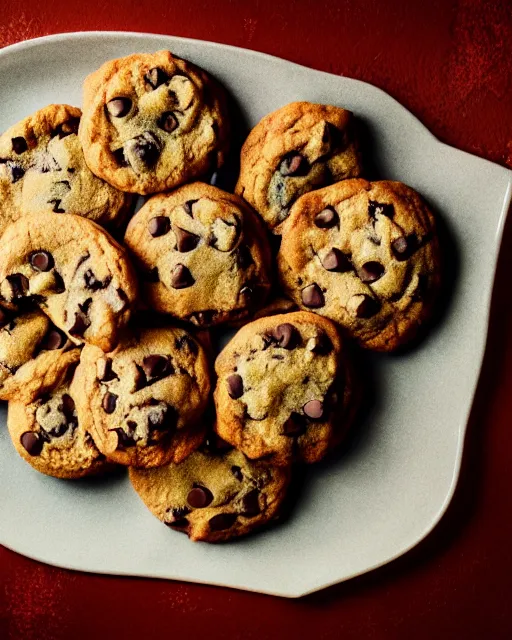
(235, 101), (362, 234)
(124, 182), (272, 327)
(0, 212), (138, 352)
(214, 312), (354, 466)
(277, 179), (441, 351)
(7, 349), (111, 479)
(0, 104), (131, 237)
(0, 306), (76, 402)
(79, 50), (229, 194)
(71, 327), (211, 468)
(130, 446), (290, 542)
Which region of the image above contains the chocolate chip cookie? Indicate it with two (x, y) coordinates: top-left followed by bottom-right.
(0, 212), (138, 352)
(235, 101), (362, 234)
(214, 312), (356, 466)
(0, 306), (77, 402)
(79, 50), (229, 195)
(0, 104), (131, 237)
(7, 349), (111, 479)
(124, 182), (272, 326)
(71, 327), (211, 468)
(129, 445), (290, 542)
(277, 179), (441, 351)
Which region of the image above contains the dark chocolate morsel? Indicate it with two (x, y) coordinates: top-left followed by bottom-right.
(209, 513), (237, 531)
(61, 394), (76, 418)
(303, 399), (324, 420)
(69, 311), (90, 337)
(97, 357), (117, 382)
(0, 307), (11, 329)
(358, 261), (385, 283)
(187, 486), (213, 509)
(392, 234), (418, 261)
(355, 295), (380, 318)
(231, 465), (243, 481)
(279, 152), (308, 177)
(175, 227), (200, 252)
(321, 248), (351, 272)
(368, 200), (395, 219)
(6, 274), (29, 298)
(52, 272), (66, 293)
(241, 489), (261, 517)
(130, 133), (161, 167)
(301, 283), (324, 308)
(168, 506), (191, 524)
(227, 373), (244, 399)
(182, 200), (198, 216)
(142, 355), (173, 379)
(272, 323), (299, 349)
(52, 118), (80, 139)
(49, 199), (65, 213)
(30, 251), (54, 272)
(310, 331), (333, 354)
(102, 392), (118, 414)
(114, 428), (136, 448)
(314, 207), (339, 228)
(171, 264), (194, 289)
(148, 216), (170, 237)
(158, 111), (178, 133)
(112, 147), (128, 167)
(84, 270), (111, 291)
(145, 67), (169, 89)
(39, 328), (66, 351)
(12, 137), (28, 154)
(20, 432), (44, 456)
(133, 365), (147, 391)
(106, 98), (132, 118)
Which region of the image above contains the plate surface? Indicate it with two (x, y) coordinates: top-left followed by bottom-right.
(0, 32), (510, 598)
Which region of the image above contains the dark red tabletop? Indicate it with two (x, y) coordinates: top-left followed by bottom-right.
(1, 1), (512, 638)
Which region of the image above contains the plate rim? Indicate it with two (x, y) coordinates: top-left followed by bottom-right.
(0, 30), (511, 598)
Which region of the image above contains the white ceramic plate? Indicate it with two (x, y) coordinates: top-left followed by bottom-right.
(0, 32), (510, 598)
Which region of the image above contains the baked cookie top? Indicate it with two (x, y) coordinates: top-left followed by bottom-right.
(214, 311), (355, 465)
(79, 50), (229, 194)
(130, 445), (290, 542)
(0, 104), (131, 237)
(71, 327), (211, 468)
(7, 349), (111, 479)
(124, 182), (272, 327)
(0, 212), (138, 352)
(277, 179), (441, 351)
(235, 101), (362, 234)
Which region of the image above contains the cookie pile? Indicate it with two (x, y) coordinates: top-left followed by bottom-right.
(1, 50), (441, 543)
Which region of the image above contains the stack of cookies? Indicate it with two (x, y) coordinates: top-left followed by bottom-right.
(0, 50), (441, 543)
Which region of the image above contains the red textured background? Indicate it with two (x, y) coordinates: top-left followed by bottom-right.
(1, 1), (512, 638)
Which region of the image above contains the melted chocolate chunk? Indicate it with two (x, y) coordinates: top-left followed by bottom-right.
(314, 207), (339, 228)
(142, 355), (173, 379)
(241, 489), (261, 517)
(368, 200), (395, 219)
(358, 261), (385, 283)
(271, 323), (299, 349)
(6, 274), (28, 299)
(175, 227), (200, 253)
(187, 486), (213, 508)
(112, 147), (128, 167)
(145, 67), (169, 90)
(106, 98), (132, 118)
(392, 234), (418, 261)
(39, 328), (66, 351)
(321, 248), (351, 272)
(279, 152), (308, 177)
(158, 111), (178, 133)
(84, 270), (111, 291)
(171, 264), (194, 289)
(102, 392), (117, 414)
(52, 118), (79, 139)
(97, 357), (117, 382)
(209, 513), (237, 531)
(303, 399), (324, 420)
(29, 251), (53, 272)
(12, 136), (28, 154)
(355, 295), (380, 318)
(227, 373), (244, 399)
(231, 465), (243, 481)
(301, 283), (324, 308)
(148, 216), (170, 237)
(69, 310), (90, 337)
(49, 199), (65, 213)
(20, 432), (44, 456)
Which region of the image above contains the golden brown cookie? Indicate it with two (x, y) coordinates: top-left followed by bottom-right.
(124, 182), (272, 327)
(235, 101), (362, 234)
(214, 312), (356, 466)
(0, 212), (138, 352)
(277, 179), (441, 351)
(79, 50), (229, 194)
(130, 444), (290, 542)
(71, 327), (211, 468)
(0, 104), (131, 237)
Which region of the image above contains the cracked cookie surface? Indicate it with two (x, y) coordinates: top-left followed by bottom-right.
(124, 182), (272, 327)
(277, 179), (441, 351)
(0, 104), (131, 237)
(79, 50), (229, 194)
(0, 212), (138, 352)
(130, 443), (290, 542)
(235, 101), (362, 234)
(214, 311), (356, 466)
(71, 327), (211, 468)
(8, 349), (112, 479)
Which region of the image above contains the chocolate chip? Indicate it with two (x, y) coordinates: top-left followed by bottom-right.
(167, 518), (188, 529)
(158, 111), (178, 133)
(175, 334), (198, 354)
(148, 404), (176, 431)
(69, 311), (90, 337)
(114, 428), (136, 448)
(182, 200), (198, 217)
(52, 118), (79, 139)
(231, 465), (243, 481)
(321, 248), (351, 272)
(49, 422), (70, 438)
(148, 216), (170, 237)
(235, 245), (253, 270)
(310, 331), (332, 354)
(314, 207), (339, 228)
(52, 272), (65, 293)
(168, 506), (191, 523)
(49, 199), (65, 213)
(39, 328), (66, 351)
(368, 200), (394, 219)
(84, 270), (111, 291)
(209, 513), (237, 531)
(392, 235), (417, 261)
(187, 486), (213, 509)
(20, 432), (44, 456)
(227, 373), (244, 399)
(129, 133), (161, 167)
(142, 355), (173, 379)
(28, 251), (53, 272)
(145, 67), (169, 90)
(102, 392), (117, 414)
(6, 274), (28, 298)
(175, 227), (200, 252)
(272, 323), (299, 349)
(133, 365), (147, 391)
(279, 152), (308, 177)
(171, 264), (194, 289)
(358, 261), (385, 283)
(303, 399), (324, 420)
(106, 98), (132, 118)
(241, 489), (261, 517)
(282, 412), (307, 435)
(9, 163), (25, 183)
(301, 284), (324, 308)
(354, 295), (380, 318)
(113, 148), (128, 167)
(97, 357), (116, 382)
(12, 137), (28, 154)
